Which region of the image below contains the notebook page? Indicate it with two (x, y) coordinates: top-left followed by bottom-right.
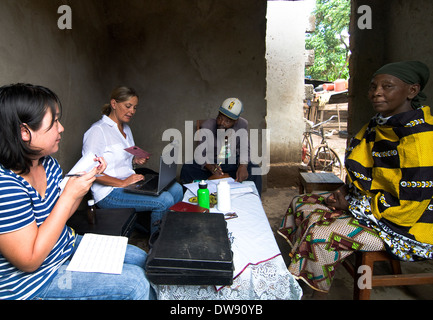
(67, 234), (128, 274)
(59, 152), (101, 194)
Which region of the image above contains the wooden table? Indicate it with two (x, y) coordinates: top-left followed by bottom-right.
(299, 172), (344, 194)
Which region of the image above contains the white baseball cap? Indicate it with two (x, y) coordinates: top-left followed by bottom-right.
(218, 98), (244, 120)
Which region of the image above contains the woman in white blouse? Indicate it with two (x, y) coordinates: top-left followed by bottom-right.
(82, 86), (183, 234)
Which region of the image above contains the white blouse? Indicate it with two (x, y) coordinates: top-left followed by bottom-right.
(82, 115), (136, 203)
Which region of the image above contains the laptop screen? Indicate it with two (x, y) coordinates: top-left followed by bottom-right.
(157, 141), (179, 192)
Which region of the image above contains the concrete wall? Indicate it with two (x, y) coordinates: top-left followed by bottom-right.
(10, 1), (430, 189)
(349, 0), (433, 136)
(266, 0), (312, 164)
(264, 0), (313, 187)
(101, 1), (268, 171)
(0, 0), (267, 174)
(0, 0), (110, 172)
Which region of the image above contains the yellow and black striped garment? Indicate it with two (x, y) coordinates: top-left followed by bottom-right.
(346, 106), (433, 245)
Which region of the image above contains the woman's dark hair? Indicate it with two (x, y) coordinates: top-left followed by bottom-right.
(0, 83), (62, 174)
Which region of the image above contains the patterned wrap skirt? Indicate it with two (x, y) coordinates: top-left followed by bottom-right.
(278, 193), (384, 293)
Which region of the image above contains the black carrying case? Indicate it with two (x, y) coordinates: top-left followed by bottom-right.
(146, 211), (234, 285)
(67, 208), (136, 237)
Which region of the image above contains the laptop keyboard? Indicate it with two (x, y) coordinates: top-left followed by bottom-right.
(136, 174), (158, 190)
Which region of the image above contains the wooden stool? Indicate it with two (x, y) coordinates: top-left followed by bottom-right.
(299, 172), (344, 194)
(343, 251), (433, 300)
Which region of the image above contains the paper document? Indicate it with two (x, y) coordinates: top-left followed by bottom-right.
(67, 233), (128, 275)
(183, 178), (253, 196)
(59, 152), (101, 193)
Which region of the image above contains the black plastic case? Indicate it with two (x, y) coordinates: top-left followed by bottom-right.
(146, 211), (233, 285)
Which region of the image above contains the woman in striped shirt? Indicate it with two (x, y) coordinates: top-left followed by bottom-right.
(0, 84), (153, 300)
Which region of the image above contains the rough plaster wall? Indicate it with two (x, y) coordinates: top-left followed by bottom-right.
(348, 0), (389, 136)
(349, 0), (433, 137)
(386, 0), (433, 107)
(0, 0), (110, 172)
(101, 0), (267, 171)
(0, 0), (267, 175)
(266, 1), (309, 163)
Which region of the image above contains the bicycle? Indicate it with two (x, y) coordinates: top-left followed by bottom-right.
(301, 115), (344, 179)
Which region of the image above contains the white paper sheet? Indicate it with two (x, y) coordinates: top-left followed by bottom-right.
(59, 152), (100, 193)
(67, 233), (128, 275)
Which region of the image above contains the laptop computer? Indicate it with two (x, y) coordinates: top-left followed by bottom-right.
(125, 153), (177, 196)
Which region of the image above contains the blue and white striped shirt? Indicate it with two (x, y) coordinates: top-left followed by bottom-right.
(0, 156), (76, 300)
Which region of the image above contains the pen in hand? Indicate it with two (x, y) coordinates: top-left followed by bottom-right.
(66, 154), (103, 177)
(214, 162), (223, 173)
(66, 173), (104, 178)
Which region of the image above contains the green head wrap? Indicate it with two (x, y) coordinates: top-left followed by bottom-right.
(373, 60), (430, 109)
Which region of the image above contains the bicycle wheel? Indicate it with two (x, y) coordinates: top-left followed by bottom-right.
(311, 144), (344, 179)
(301, 134), (314, 169)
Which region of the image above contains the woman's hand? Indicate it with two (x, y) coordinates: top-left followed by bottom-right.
(122, 174), (145, 187)
(94, 171), (144, 188)
(94, 155), (107, 174)
(325, 185), (349, 211)
(133, 156), (149, 166)
(63, 156), (107, 201)
(63, 170), (96, 201)
(0, 157), (108, 273)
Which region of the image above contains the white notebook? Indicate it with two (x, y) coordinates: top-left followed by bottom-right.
(67, 233), (128, 275)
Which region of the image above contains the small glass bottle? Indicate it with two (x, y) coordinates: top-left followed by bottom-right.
(87, 199), (97, 224)
(197, 180), (210, 210)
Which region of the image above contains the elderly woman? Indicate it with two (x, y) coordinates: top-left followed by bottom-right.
(279, 61), (433, 294)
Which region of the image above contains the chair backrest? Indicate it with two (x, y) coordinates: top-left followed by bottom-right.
(195, 120), (207, 149)
(196, 119), (206, 131)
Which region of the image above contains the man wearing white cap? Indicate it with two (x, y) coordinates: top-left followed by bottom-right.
(180, 98), (262, 196)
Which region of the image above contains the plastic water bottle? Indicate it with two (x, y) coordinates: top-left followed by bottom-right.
(197, 180), (210, 210)
(217, 180), (231, 211)
(87, 199), (97, 224)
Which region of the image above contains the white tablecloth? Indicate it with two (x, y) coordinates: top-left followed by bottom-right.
(153, 180), (303, 300)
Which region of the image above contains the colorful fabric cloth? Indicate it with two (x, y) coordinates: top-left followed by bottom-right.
(278, 194), (384, 293)
(345, 106), (433, 261)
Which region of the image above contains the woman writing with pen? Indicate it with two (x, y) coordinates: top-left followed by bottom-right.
(0, 83), (153, 300)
